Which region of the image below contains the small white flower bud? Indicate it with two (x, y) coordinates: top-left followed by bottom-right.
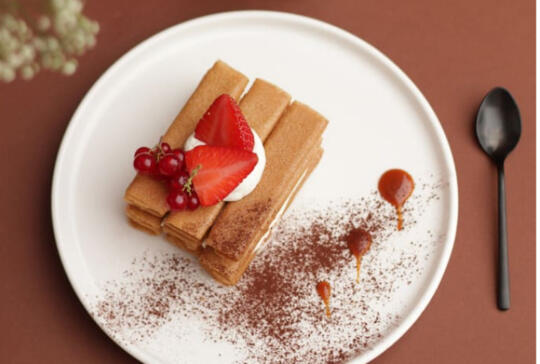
(37, 16), (51, 32)
(21, 64), (35, 80)
(62, 58), (77, 75)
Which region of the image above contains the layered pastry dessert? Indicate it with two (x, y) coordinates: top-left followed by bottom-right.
(124, 60), (328, 285)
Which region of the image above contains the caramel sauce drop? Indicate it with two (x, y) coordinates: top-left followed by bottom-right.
(346, 228), (372, 283)
(316, 281), (331, 317)
(378, 169), (414, 230)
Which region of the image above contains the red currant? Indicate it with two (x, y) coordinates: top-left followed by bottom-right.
(187, 192), (200, 210)
(134, 146), (151, 158)
(167, 190), (188, 210)
(158, 154), (180, 176)
(150, 163), (166, 180)
(171, 148), (185, 169)
(160, 142), (171, 154)
(168, 170), (189, 191)
(134, 154), (155, 174)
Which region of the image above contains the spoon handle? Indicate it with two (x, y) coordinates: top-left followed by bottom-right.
(497, 164), (510, 310)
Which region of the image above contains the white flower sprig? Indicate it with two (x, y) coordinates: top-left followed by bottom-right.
(0, 0), (99, 82)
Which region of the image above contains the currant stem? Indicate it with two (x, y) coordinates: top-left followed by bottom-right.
(183, 164), (202, 196)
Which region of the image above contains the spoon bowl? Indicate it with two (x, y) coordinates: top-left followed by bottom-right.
(476, 87), (521, 163)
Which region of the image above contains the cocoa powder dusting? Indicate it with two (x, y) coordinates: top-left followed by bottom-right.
(91, 179), (446, 363)
(209, 199), (272, 259)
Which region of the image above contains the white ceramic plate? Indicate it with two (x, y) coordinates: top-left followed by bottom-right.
(52, 11), (458, 364)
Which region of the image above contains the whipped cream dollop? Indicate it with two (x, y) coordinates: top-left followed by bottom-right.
(184, 129), (266, 201)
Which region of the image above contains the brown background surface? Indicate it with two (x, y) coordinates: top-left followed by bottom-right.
(0, 0), (535, 363)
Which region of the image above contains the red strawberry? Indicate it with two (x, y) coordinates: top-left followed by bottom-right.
(185, 145), (258, 206)
(195, 94), (254, 151)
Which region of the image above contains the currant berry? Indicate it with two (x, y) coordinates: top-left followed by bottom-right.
(187, 192), (200, 210)
(171, 148), (185, 169)
(134, 146), (151, 158)
(168, 170), (189, 191)
(134, 154), (155, 174)
(150, 162), (166, 180)
(158, 154), (180, 176)
(167, 190), (188, 210)
(160, 142), (171, 154)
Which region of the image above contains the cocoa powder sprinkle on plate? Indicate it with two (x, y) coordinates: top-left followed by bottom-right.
(91, 180), (444, 363)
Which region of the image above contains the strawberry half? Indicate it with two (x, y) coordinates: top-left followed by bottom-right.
(185, 145), (258, 206)
(195, 94), (254, 151)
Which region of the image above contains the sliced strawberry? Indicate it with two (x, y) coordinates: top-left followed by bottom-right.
(195, 94), (254, 151)
(185, 145), (258, 206)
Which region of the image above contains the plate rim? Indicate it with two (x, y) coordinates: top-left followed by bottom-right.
(51, 10), (459, 364)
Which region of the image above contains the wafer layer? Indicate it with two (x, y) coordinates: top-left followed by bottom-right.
(124, 60), (248, 230)
(165, 233), (202, 256)
(126, 205), (162, 235)
(162, 79), (291, 248)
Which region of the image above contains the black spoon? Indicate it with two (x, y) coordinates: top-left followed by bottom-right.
(475, 87), (521, 311)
